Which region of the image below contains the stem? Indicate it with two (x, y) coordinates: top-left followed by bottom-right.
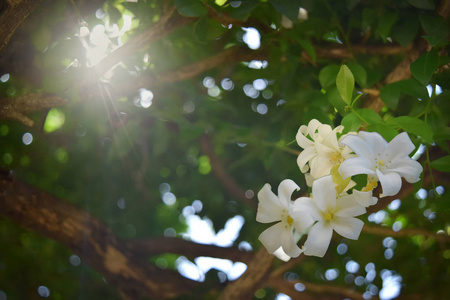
(259, 139), (300, 156)
(425, 146), (437, 192)
(350, 107), (369, 125)
(424, 86), (437, 192)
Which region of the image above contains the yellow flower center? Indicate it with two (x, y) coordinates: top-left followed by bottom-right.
(378, 159), (385, 167)
(325, 213), (333, 221)
(287, 216), (294, 226)
(363, 181), (378, 192)
(331, 154), (340, 162)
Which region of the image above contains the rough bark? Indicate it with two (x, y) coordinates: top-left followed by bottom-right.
(0, 170), (202, 299)
(0, 92), (68, 126)
(0, 0), (42, 51)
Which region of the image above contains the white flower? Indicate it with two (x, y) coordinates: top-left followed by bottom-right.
(293, 175), (366, 257)
(338, 131), (423, 197)
(256, 179), (314, 260)
(296, 119), (354, 183)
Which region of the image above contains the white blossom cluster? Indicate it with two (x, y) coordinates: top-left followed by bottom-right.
(256, 119), (423, 261)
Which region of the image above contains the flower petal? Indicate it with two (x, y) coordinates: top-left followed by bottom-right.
(352, 189), (378, 207)
(303, 221), (333, 257)
(386, 132), (415, 160)
(273, 247), (292, 262)
(310, 156), (335, 179)
(278, 179), (300, 207)
(339, 157), (375, 179)
(377, 169), (402, 197)
(340, 133), (374, 160)
(297, 146), (316, 173)
(256, 184), (284, 223)
(258, 222), (288, 254)
(360, 131), (387, 156)
(331, 217), (364, 240)
(296, 125), (314, 149)
(334, 195), (366, 217)
(388, 158), (423, 183)
(280, 224), (303, 258)
(293, 197), (321, 220)
(312, 175), (336, 212)
(291, 210), (315, 233)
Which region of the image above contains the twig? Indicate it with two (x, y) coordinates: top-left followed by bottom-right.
(199, 133), (257, 210)
(362, 225), (450, 243)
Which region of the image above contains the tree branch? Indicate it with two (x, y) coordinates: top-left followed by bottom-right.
(87, 8), (192, 82)
(0, 170), (202, 299)
(126, 236), (254, 264)
(199, 133), (257, 210)
(0, 92), (68, 126)
(267, 276), (365, 300)
(219, 247), (274, 300)
(362, 225), (450, 243)
(0, 0), (42, 51)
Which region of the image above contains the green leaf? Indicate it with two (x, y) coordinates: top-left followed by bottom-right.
(319, 64), (339, 90)
(430, 155), (450, 172)
(341, 112), (361, 133)
(397, 78), (429, 100)
(407, 0), (435, 10)
(268, 0), (301, 22)
(377, 11), (398, 41)
(410, 49), (439, 86)
(379, 83), (400, 110)
(327, 87), (347, 115)
(230, 0), (259, 20)
(347, 63), (367, 88)
(359, 108), (383, 125)
(175, 0), (207, 17)
(298, 39), (316, 62)
(362, 7), (377, 30)
(386, 116), (433, 143)
(323, 31), (342, 44)
(366, 123), (399, 142)
(392, 16), (420, 47)
(336, 65), (354, 106)
(419, 15), (450, 47)
(194, 16), (227, 43)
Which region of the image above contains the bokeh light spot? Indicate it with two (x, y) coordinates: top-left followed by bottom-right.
(55, 148), (69, 164)
(243, 27), (261, 50)
(37, 286), (50, 298)
(346, 260), (360, 273)
(22, 132), (33, 145)
(44, 108), (65, 133)
(0, 125), (9, 136)
(69, 255), (81, 266)
(2, 153), (12, 165)
(0, 74), (10, 82)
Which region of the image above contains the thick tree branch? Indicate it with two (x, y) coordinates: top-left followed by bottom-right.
(0, 0), (42, 51)
(219, 247), (274, 300)
(111, 46), (266, 98)
(127, 236), (254, 264)
(0, 170), (201, 299)
(87, 8), (192, 82)
(0, 92), (68, 126)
